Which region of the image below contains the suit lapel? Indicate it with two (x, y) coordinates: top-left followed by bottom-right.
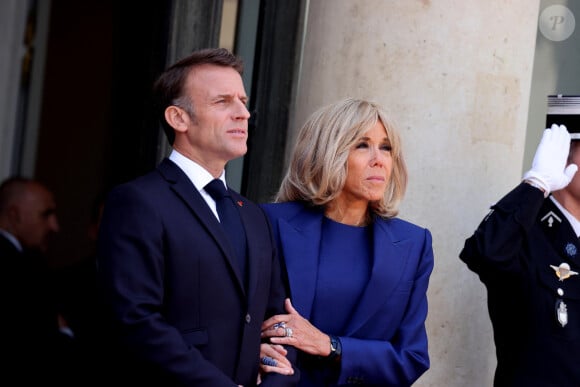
(280, 211), (409, 332)
(344, 219), (409, 335)
(230, 190), (258, 298)
(157, 159), (246, 292)
(277, 212), (322, 320)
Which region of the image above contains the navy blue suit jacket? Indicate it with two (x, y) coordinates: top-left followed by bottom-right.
(96, 159), (298, 386)
(261, 202), (433, 386)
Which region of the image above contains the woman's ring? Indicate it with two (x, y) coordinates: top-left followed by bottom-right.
(273, 321), (286, 330)
(261, 356), (277, 366)
(285, 327), (293, 337)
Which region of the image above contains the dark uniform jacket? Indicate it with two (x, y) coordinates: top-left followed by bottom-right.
(460, 182), (580, 387)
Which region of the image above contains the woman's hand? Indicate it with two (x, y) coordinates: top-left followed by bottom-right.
(258, 343), (294, 380)
(261, 298), (332, 356)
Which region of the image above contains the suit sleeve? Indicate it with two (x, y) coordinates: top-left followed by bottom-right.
(255, 205), (300, 387)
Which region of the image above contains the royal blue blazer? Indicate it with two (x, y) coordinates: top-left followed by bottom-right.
(261, 202), (434, 386)
(97, 159), (298, 386)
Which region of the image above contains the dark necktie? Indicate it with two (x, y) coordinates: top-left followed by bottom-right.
(205, 179), (247, 281)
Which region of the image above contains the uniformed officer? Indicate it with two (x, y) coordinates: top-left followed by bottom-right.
(460, 95), (580, 387)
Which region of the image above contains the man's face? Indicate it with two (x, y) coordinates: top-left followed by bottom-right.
(12, 183), (59, 253)
(566, 141), (580, 201)
(179, 64), (250, 170)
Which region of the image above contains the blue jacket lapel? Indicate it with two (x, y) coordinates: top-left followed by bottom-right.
(278, 209), (409, 335)
(345, 219), (408, 335)
(277, 211), (322, 320)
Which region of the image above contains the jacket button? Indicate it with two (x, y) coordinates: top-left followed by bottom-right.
(246, 313), (251, 323)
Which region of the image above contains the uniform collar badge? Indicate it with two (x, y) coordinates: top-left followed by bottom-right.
(541, 211), (562, 227)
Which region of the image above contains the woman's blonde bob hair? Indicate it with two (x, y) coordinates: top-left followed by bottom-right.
(275, 97), (408, 219)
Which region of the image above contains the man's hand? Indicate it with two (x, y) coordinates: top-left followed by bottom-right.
(258, 343), (294, 382)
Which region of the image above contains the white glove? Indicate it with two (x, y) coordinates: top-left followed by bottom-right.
(523, 124), (578, 194)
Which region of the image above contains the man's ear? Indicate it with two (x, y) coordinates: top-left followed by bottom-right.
(164, 106), (189, 133)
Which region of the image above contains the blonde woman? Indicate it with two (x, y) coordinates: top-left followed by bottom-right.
(259, 98), (434, 386)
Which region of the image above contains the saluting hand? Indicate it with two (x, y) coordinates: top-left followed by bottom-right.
(523, 124), (578, 194)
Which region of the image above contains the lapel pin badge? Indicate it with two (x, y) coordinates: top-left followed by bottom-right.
(566, 243), (578, 257)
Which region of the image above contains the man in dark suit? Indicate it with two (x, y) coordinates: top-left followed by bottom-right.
(54, 193), (107, 383)
(0, 177), (77, 385)
(460, 95), (580, 386)
(96, 48), (297, 386)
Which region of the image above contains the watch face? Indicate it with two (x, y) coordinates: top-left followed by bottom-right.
(330, 337), (337, 352)
(329, 336), (341, 358)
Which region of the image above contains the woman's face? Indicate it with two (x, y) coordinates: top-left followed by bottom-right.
(339, 121), (393, 205)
